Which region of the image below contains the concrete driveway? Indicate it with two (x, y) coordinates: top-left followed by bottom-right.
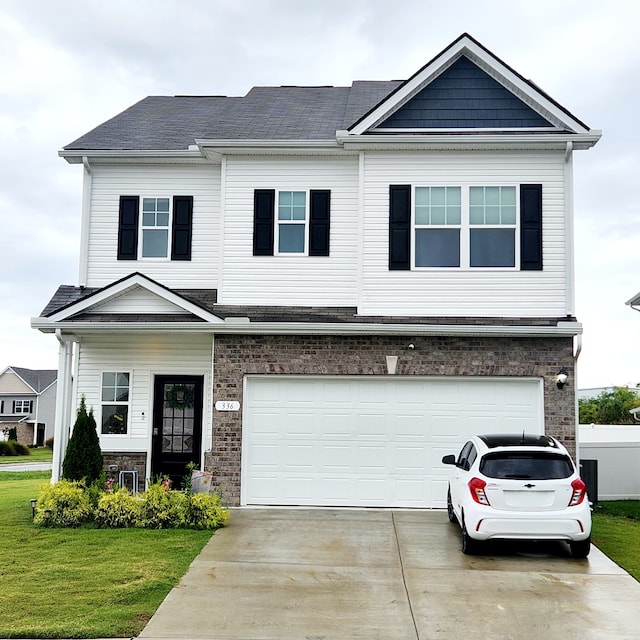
(139, 508), (640, 640)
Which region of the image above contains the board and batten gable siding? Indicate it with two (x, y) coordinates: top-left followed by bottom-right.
(85, 164), (220, 288)
(359, 151), (568, 317)
(74, 334), (213, 455)
(220, 156), (359, 305)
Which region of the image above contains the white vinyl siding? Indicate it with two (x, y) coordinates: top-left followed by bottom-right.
(243, 376), (544, 508)
(221, 156), (359, 305)
(74, 334), (213, 456)
(360, 150), (568, 317)
(85, 164), (220, 288)
(91, 286), (191, 315)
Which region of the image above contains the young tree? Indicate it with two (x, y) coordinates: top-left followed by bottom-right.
(62, 396), (103, 483)
(579, 387), (640, 425)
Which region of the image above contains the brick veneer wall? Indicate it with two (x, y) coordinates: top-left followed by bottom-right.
(208, 334), (575, 505)
(102, 452), (147, 493)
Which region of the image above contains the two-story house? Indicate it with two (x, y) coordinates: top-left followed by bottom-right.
(32, 34), (600, 507)
(0, 366), (57, 446)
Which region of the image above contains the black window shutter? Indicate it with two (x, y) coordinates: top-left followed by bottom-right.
(309, 190), (330, 256)
(171, 196), (193, 261)
(117, 196), (139, 260)
(253, 190), (275, 256)
(520, 184), (543, 271)
(389, 185), (411, 270)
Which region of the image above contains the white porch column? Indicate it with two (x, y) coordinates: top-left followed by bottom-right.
(52, 332), (75, 483)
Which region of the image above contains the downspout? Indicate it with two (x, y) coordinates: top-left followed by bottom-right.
(78, 157), (92, 287)
(52, 330), (75, 482)
(564, 142), (575, 316)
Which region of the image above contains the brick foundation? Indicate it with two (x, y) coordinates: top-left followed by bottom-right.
(102, 452), (147, 493)
(208, 334), (575, 505)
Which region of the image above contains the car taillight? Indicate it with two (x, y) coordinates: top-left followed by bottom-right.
(569, 478), (587, 506)
(468, 477), (490, 505)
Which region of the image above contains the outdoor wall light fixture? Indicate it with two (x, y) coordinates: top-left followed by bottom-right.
(556, 368), (569, 389)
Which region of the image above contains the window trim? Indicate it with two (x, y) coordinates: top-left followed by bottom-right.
(411, 184), (520, 270)
(13, 399), (32, 414)
(275, 190), (308, 256)
(100, 371), (131, 436)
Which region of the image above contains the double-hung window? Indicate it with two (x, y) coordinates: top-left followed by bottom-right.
(13, 400), (32, 414)
(414, 187), (461, 267)
(142, 198), (171, 258)
(277, 191), (307, 254)
(410, 185), (518, 269)
(469, 186), (516, 267)
(101, 372), (130, 435)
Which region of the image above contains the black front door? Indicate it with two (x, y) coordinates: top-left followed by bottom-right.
(151, 375), (203, 488)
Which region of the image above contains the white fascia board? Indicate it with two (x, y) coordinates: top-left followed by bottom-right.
(348, 36), (594, 137)
(31, 318), (582, 338)
(195, 139), (344, 161)
(59, 149), (207, 165)
(44, 275), (224, 324)
(336, 131), (601, 151)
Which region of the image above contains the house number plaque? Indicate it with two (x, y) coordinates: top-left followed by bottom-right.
(215, 400), (240, 411)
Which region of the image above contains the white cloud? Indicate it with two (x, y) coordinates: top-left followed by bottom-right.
(0, 0), (638, 387)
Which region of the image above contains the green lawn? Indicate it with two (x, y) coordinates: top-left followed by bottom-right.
(0, 447), (53, 465)
(592, 501), (640, 582)
(0, 471), (213, 638)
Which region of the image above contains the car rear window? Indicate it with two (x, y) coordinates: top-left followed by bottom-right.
(479, 452), (574, 480)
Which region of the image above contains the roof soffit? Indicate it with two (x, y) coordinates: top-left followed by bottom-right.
(346, 34), (594, 138)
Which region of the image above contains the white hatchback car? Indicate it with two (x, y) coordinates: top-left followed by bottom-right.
(442, 434), (592, 558)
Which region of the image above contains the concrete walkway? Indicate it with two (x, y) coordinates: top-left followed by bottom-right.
(139, 508), (640, 640)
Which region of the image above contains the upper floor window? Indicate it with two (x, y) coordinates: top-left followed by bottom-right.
(277, 191), (307, 254)
(253, 189), (330, 257)
(101, 372), (130, 435)
(118, 195), (193, 262)
(390, 183), (541, 272)
(142, 198), (170, 257)
(13, 400), (32, 414)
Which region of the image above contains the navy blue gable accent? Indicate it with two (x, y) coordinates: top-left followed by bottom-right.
(379, 56), (553, 129)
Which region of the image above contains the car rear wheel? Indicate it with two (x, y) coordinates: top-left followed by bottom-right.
(461, 517), (478, 555)
(569, 537), (591, 559)
(447, 489), (457, 523)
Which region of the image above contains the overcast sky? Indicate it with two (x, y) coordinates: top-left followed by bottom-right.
(0, 0), (638, 389)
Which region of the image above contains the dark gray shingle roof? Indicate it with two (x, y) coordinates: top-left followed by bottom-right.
(40, 285), (569, 327)
(9, 367), (57, 392)
(63, 82), (405, 151)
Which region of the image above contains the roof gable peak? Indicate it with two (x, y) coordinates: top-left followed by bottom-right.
(347, 33), (592, 136)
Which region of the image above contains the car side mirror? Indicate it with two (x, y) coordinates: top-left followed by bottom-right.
(442, 454), (456, 466)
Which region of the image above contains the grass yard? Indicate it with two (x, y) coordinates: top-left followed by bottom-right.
(592, 501), (640, 582)
(0, 446), (53, 465)
(0, 471), (213, 638)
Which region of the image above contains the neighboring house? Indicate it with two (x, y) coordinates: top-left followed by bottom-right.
(0, 367), (57, 446)
(32, 34), (600, 507)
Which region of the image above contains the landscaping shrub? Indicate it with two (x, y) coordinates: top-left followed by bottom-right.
(10, 441), (31, 456)
(0, 441), (16, 456)
(137, 480), (182, 529)
(8, 427), (17, 442)
(62, 396), (103, 484)
(180, 492), (230, 529)
(34, 480), (92, 527)
(45, 436), (54, 450)
(95, 488), (141, 528)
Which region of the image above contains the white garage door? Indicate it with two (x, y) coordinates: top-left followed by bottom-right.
(242, 376), (543, 508)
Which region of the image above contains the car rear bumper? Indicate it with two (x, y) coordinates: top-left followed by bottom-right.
(467, 506), (591, 541)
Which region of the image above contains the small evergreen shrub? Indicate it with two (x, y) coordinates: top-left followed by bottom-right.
(62, 397), (103, 484)
(95, 488), (141, 528)
(10, 441), (30, 455)
(34, 480), (92, 527)
(8, 427), (17, 442)
(0, 441), (16, 456)
(45, 437), (54, 450)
